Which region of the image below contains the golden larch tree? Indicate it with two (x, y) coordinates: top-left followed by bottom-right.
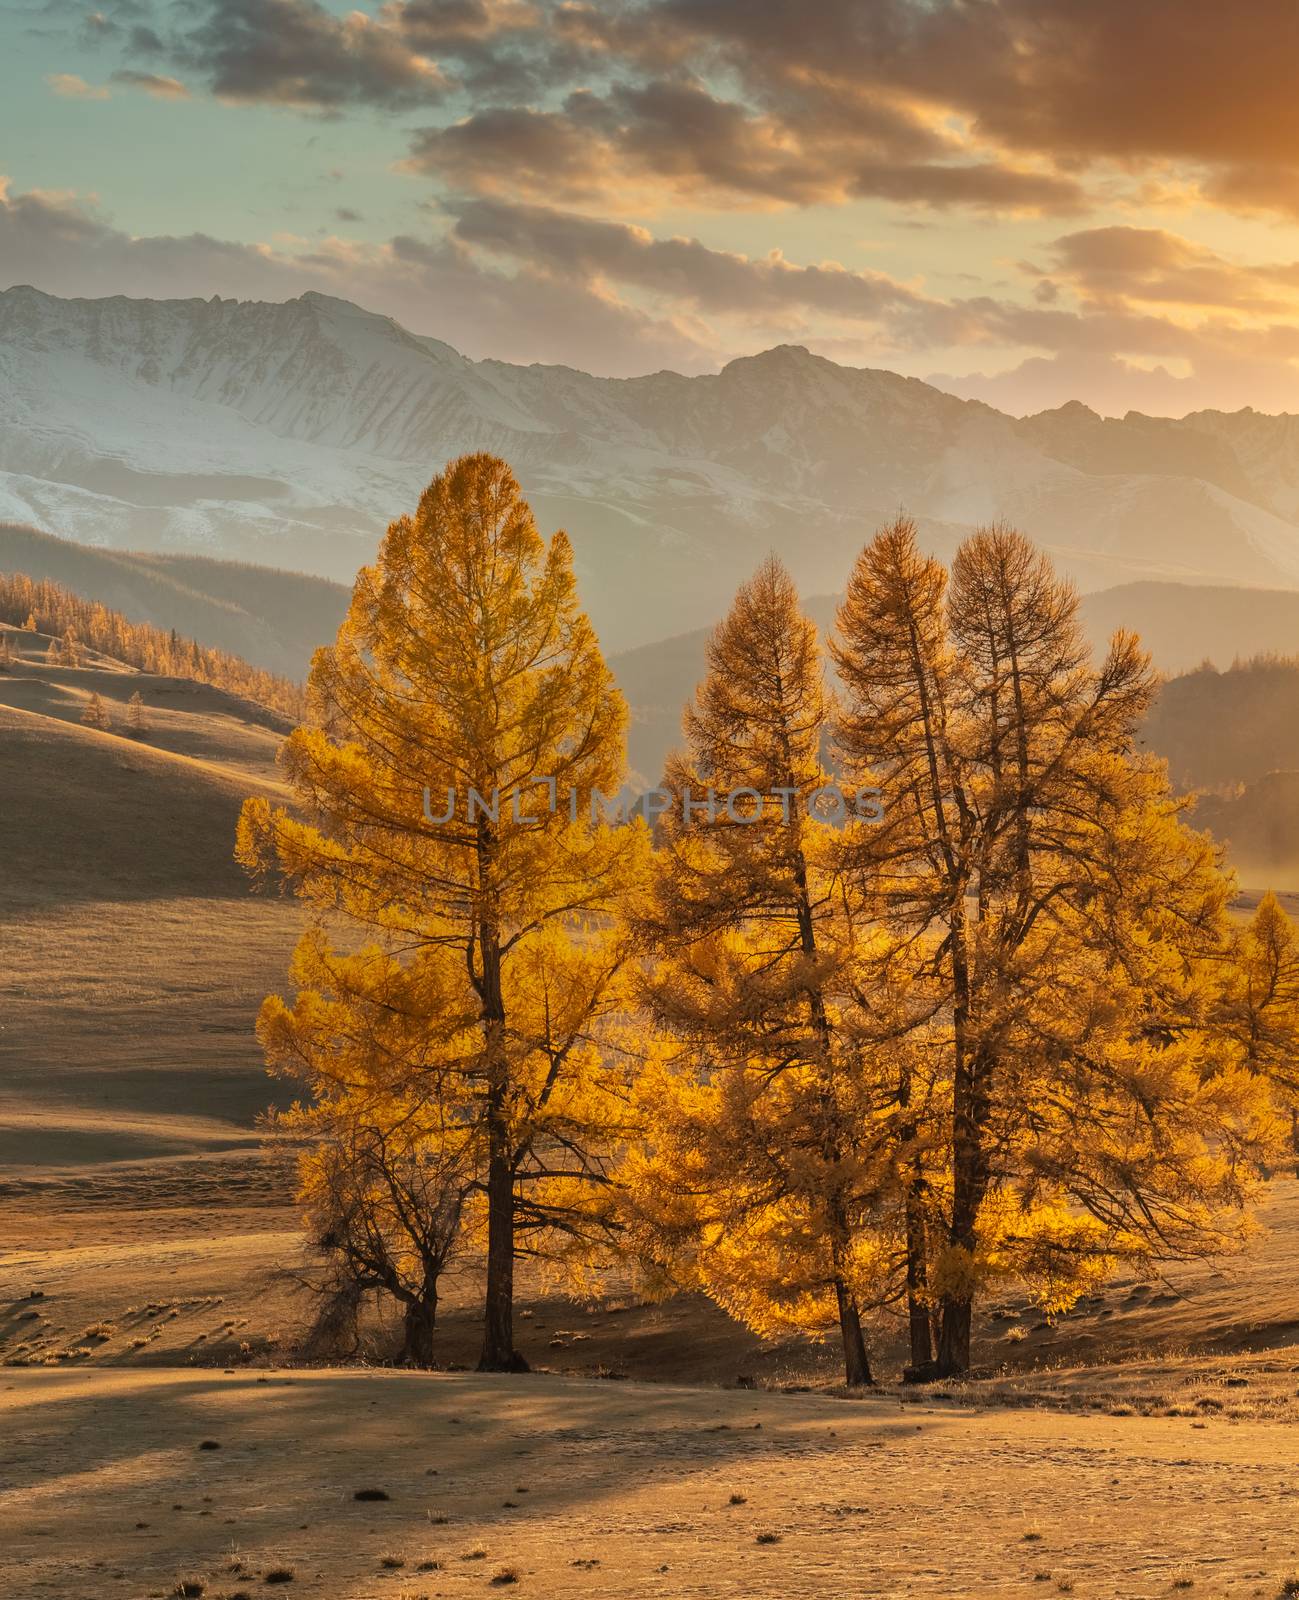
(630, 555), (915, 1386)
(240, 453), (644, 1370)
(1220, 890), (1299, 1151)
(834, 519), (1282, 1376)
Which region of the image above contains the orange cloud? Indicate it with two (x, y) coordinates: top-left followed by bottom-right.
(110, 70), (191, 100)
(46, 73), (111, 101)
(1029, 228), (1299, 316)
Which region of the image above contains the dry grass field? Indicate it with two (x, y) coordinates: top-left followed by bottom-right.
(3, 631), (1299, 1599)
(4, 1365), (1299, 1600)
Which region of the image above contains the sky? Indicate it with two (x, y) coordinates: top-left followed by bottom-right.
(5, 0), (1299, 415)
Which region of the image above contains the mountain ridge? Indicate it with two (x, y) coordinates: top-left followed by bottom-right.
(6, 285), (1299, 646)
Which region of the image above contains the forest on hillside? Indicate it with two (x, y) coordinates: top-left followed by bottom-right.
(1143, 655), (1299, 790)
(0, 571), (306, 721)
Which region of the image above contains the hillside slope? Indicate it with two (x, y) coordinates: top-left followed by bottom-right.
(0, 629), (302, 1170)
(2, 608), (1299, 1401)
(0, 521), (348, 678)
(7, 287), (1299, 647)
(1078, 580), (1299, 673)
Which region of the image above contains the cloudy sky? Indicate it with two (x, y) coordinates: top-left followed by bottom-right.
(5, 0), (1299, 413)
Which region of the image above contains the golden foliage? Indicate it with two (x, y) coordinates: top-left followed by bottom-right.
(238, 476), (1289, 1380)
(240, 454), (645, 1368)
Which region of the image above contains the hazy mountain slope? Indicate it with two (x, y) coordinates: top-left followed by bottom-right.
(612, 594), (838, 786)
(0, 522), (348, 678)
(609, 583), (1299, 785)
(611, 597), (1299, 892)
(1139, 659), (1299, 791)
(1079, 581), (1299, 673)
(8, 287), (1299, 648)
(1184, 408), (1299, 521)
(126, 550), (349, 670)
(1131, 657), (1299, 882)
(1195, 773), (1299, 885)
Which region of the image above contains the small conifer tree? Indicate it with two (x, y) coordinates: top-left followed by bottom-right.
(81, 692), (111, 731)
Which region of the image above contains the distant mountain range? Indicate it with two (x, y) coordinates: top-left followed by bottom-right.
(7, 518), (1299, 793)
(8, 286), (1299, 649)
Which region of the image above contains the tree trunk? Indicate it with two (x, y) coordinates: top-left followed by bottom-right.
(899, 1091), (933, 1375)
(834, 1278), (874, 1387)
(474, 848), (528, 1375)
(784, 804), (872, 1392)
(907, 1294), (934, 1372)
(901, 1165), (937, 1381)
(402, 1293), (437, 1369)
(936, 919), (983, 1380)
(936, 1294), (972, 1378)
(936, 1098), (981, 1377)
(935, 1206), (977, 1378)
(479, 1136), (527, 1371)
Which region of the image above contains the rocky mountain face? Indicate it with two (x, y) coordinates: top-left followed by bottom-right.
(5, 285), (1299, 648)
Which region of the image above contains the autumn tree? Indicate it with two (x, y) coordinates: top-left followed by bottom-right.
(629, 556), (919, 1386)
(834, 519), (1281, 1377)
(80, 692), (110, 731)
(302, 1119), (471, 1366)
(127, 690), (147, 738)
(240, 453), (643, 1372)
(260, 932), (476, 1365)
(0, 635), (12, 671)
(1219, 891), (1299, 1151)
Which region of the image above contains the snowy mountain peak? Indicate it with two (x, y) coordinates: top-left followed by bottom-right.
(4, 288), (1299, 649)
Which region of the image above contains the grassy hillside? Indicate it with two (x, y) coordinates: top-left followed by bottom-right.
(2, 591), (1299, 1415)
(0, 628), (303, 1171)
(0, 693), (283, 904)
(0, 522), (348, 679)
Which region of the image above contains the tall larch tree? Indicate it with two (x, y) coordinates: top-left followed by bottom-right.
(239, 453), (643, 1371)
(81, 692), (110, 731)
(834, 519), (1281, 1377)
(630, 555), (914, 1387)
(1220, 890), (1299, 1151)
